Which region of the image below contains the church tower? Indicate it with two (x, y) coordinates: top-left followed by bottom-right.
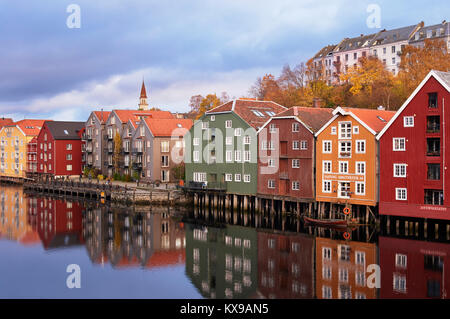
(138, 80), (149, 110)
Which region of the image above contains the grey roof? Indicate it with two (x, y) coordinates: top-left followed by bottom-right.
(334, 33), (378, 53)
(434, 70), (450, 89)
(45, 121), (84, 140)
(409, 21), (450, 43)
(313, 44), (337, 59)
(370, 24), (420, 46)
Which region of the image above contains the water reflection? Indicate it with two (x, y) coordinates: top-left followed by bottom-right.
(1, 185), (450, 299)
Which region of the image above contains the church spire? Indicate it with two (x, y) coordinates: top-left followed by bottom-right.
(138, 79), (149, 110)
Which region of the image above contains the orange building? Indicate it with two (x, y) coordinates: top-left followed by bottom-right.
(315, 237), (377, 299)
(315, 107), (395, 207)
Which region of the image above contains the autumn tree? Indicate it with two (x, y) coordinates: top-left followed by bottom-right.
(113, 132), (122, 175)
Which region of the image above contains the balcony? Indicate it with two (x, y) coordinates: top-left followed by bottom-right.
(186, 181), (227, 191)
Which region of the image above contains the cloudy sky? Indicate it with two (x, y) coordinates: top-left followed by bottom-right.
(0, 0), (448, 121)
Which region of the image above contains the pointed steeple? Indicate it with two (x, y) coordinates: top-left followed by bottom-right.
(138, 79), (149, 110)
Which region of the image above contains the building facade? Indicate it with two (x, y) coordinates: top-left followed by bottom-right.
(0, 119), (47, 178)
(377, 70), (450, 220)
(84, 110), (111, 173)
(36, 121), (85, 177)
(257, 106), (333, 201)
(315, 107), (395, 207)
(185, 99), (287, 195)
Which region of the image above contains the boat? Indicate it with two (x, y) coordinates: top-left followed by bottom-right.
(302, 216), (349, 228)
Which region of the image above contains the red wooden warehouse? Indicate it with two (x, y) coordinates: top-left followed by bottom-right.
(36, 121), (85, 177)
(257, 106), (333, 201)
(377, 70), (450, 220)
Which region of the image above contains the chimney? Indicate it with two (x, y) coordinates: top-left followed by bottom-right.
(313, 98), (323, 108)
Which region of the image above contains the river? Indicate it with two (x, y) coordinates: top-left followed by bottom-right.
(0, 185), (449, 299)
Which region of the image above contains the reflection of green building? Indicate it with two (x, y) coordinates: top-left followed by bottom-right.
(185, 223), (258, 299)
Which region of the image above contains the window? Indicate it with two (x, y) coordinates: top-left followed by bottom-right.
(225, 120), (232, 128)
(355, 271), (365, 286)
(66, 165), (72, 171)
(339, 245), (351, 261)
(339, 122), (352, 139)
(339, 141), (351, 158)
(323, 161), (332, 173)
(269, 124), (277, 133)
(323, 247), (332, 260)
(355, 140), (366, 154)
(202, 122), (209, 130)
(234, 174), (241, 182)
(424, 189), (443, 205)
(244, 135), (251, 144)
(427, 164), (440, 180)
(428, 92), (438, 108)
(323, 141), (332, 153)
(323, 180), (332, 193)
(244, 151), (251, 162)
(393, 138), (406, 151)
(356, 162), (365, 175)
(193, 151), (200, 162)
(161, 155), (169, 167)
(339, 182), (350, 198)
(322, 286), (332, 299)
(225, 174), (232, 182)
(339, 268), (349, 283)
(395, 254), (407, 268)
(355, 182), (365, 195)
(300, 141), (307, 150)
(292, 181), (300, 190)
(161, 141), (169, 152)
(331, 127), (337, 135)
(234, 128), (242, 136)
(161, 170), (170, 182)
(226, 136), (233, 145)
(339, 161), (348, 173)
(66, 144), (72, 150)
(268, 158), (275, 167)
(66, 154), (72, 161)
(424, 254), (444, 272)
(322, 266), (332, 280)
(226, 151), (232, 162)
(244, 174), (251, 183)
(193, 172), (206, 182)
(234, 150), (241, 162)
(193, 138), (200, 146)
(427, 116), (440, 132)
(396, 188), (407, 201)
(394, 164), (407, 177)
(403, 116), (414, 127)
(427, 138), (440, 156)
(393, 274), (407, 293)
(355, 251), (365, 266)
(210, 115), (215, 121)
(292, 141), (300, 150)
(392, 46), (396, 53)
(353, 126), (359, 134)
(268, 180), (275, 189)
(292, 122), (300, 132)
(292, 159), (300, 168)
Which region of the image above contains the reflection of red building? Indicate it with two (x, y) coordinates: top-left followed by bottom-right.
(26, 137), (38, 175)
(379, 236), (450, 299)
(27, 197), (84, 249)
(257, 231), (315, 298)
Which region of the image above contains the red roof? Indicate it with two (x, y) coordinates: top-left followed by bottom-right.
(14, 119), (50, 136)
(94, 111), (111, 124)
(144, 118), (193, 137)
(114, 110), (174, 124)
(207, 99), (287, 129)
(341, 107), (396, 133)
(274, 106), (334, 133)
(0, 118), (13, 128)
(146, 250), (186, 268)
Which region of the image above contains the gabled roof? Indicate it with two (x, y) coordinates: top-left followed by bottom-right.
(113, 110), (174, 124)
(0, 118), (13, 128)
(45, 121), (85, 140)
(313, 45), (337, 60)
(377, 70), (450, 140)
(206, 99), (287, 129)
(333, 33), (379, 53)
(271, 106), (334, 133)
(315, 107), (395, 137)
(14, 119), (49, 136)
(93, 111), (111, 124)
(369, 23), (422, 46)
(144, 118), (193, 137)
(409, 21), (449, 43)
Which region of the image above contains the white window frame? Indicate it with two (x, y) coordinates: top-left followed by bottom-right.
(292, 181), (300, 190)
(292, 122), (300, 132)
(322, 180), (332, 193)
(244, 151), (251, 162)
(300, 140), (308, 150)
(225, 173), (233, 182)
(393, 138), (406, 151)
(393, 164), (407, 177)
(338, 121), (352, 139)
(355, 140), (366, 154)
(225, 120), (232, 129)
(292, 140), (300, 150)
(193, 151), (200, 162)
(292, 159), (300, 168)
(355, 182), (365, 195)
(403, 116), (414, 127)
(226, 151), (233, 162)
(353, 126), (359, 134)
(323, 140), (332, 153)
(339, 161), (349, 174)
(234, 128), (242, 137)
(323, 161), (332, 173)
(210, 115), (215, 121)
(243, 174), (251, 183)
(355, 161), (365, 175)
(244, 135), (251, 144)
(234, 150), (241, 162)
(234, 174), (241, 182)
(268, 180), (275, 189)
(395, 188), (407, 201)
